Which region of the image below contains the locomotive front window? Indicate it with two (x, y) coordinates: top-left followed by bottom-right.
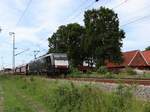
(53, 55), (68, 60)
(54, 57), (68, 60)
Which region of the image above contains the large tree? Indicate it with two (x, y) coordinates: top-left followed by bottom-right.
(145, 46), (150, 51)
(84, 7), (125, 67)
(48, 23), (85, 67)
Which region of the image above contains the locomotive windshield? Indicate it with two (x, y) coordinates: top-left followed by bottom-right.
(53, 54), (68, 60)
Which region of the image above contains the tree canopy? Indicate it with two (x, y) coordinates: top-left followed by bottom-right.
(48, 23), (85, 67)
(145, 46), (150, 51)
(84, 7), (125, 67)
(48, 7), (125, 68)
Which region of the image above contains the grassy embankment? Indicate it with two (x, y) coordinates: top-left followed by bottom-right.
(69, 67), (150, 79)
(0, 75), (149, 112)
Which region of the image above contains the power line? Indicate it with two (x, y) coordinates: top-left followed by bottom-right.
(71, 1), (95, 19)
(16, 0), (33, 26)
(72, 1), (95, 18)
(64, 0), (89, 21)
(121, 14), (150, 27)
(15, 48), (30, 56)
(112, 0), (129, 9)
(67, 0), (100, 22)
(103, 0), (110, 6)
(121, 4), (150, 23)
(69, 0), (108, 22)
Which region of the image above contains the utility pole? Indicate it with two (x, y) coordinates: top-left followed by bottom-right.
(9, 32), (15, 73)
(1, 56), (4, 70)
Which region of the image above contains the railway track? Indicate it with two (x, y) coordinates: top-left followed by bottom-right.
(63, 77), (150, 86)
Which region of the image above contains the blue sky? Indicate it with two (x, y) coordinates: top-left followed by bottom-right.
(0, 0), (150, 69)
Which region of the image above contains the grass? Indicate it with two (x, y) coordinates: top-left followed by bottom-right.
(68, 67), (150, 79)
(0, 75), (149, 112)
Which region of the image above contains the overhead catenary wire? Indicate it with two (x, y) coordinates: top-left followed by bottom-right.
(121, 14), (150, 27)
(121, 4), (150, 23)
(67, 0), (100, 22)
(16, 0), (33, 26)
(64, 0), (89, 21)
(112, 0), (128, 9)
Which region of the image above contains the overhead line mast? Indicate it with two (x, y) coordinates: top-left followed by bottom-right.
(9, 32), (15, 73)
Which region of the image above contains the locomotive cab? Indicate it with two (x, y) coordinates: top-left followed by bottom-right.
(52, 53), (69, 73)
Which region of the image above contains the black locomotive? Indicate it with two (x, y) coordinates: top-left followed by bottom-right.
(15, 53), (69, 75)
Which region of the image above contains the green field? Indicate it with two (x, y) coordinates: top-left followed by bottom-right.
(69, 67), (150, 79)
(0, 75), (149, 112)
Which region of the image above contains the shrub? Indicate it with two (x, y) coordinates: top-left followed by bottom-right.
(125, 67), (137, 75)
(109, 84), (133, 112)
(105, 72), (114, 78)
(97, 66), (108, 74)
(48, 83), (83, 112)
(30, 76), (35, 82)
(69, 67), (82, 77)
(143, 102), (150, 112)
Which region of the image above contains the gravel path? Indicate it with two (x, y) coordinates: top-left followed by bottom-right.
(71, 80), (150, 101)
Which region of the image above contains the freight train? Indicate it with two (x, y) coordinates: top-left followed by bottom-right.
(15, 53), (69, 75)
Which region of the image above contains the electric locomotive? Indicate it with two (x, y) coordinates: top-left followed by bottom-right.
(15, 53), (69, 75)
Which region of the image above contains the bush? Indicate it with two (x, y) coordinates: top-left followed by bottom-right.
(97, 66), (108, 74)
(109, 85), (134, 112)
(143, 102), (150, 112)
(125, 67), (137, 75)
(69, 67), (82, 77)
(105, 72), (114, 78)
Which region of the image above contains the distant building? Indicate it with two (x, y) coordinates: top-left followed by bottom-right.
(107, 50), (150, 70)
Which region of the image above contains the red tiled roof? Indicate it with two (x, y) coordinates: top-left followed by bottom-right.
(107, 50), (138, 68)
(142, 50), (150, 65)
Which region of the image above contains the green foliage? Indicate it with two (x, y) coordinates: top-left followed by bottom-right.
(30, 76), (35, 82)
(48, 23), (85, 67)
(145, 46), (150, 51)
(125, 67), (137, 75)
(84, 7), (125, 67)
(143, 73), (150, 78)
(143, 102), (150, 112)
(48, 7), (125, 68)
(96, 66), (115, 78)
(69, 67), (82, 77)
(97, 66), (108, 74)
(110, 85), (134, 112)
(0, 75), (149, 112)
(105, 72), (114, 78)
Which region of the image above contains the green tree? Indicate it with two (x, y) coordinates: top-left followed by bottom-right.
(84, 7), (125, 67)
(48, 23), (85, 67)
(48, 25), (67, 53)
(145, 46), (150, 51)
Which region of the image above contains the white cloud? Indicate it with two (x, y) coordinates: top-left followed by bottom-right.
(0, 0), (150, 67)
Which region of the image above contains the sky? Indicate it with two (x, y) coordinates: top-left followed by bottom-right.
(0, 0), (150, 69)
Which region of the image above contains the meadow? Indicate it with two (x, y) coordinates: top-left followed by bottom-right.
(0, 75), (149, 112)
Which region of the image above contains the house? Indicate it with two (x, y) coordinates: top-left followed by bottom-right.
(107, 50), (150, 70)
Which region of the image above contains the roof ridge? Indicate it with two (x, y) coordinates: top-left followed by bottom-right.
(141, 51), (150, 65)
(128, 50), (139, 66)
(122, 50), (140, 53)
